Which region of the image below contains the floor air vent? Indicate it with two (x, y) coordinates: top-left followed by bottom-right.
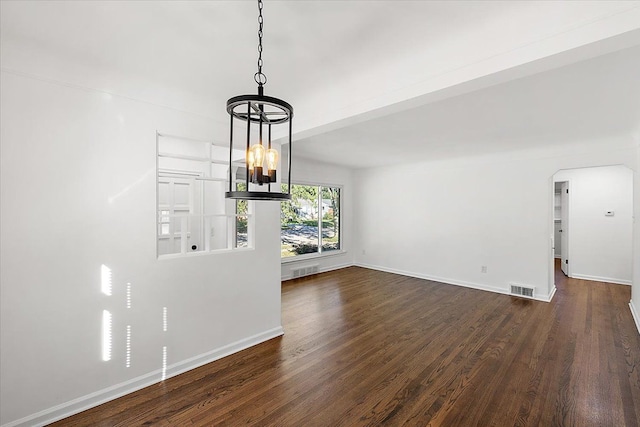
(510, 284), (535, 298)
(292, 264), (319, 279)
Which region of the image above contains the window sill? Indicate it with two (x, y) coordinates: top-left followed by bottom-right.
(281, 250), (347, 264)
(158, 246), (254, 260)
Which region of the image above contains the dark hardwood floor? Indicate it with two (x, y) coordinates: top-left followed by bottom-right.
(52, 263), (640, 426)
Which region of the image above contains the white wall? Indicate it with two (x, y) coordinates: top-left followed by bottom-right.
(353, 139), (638, 302)
(632, 140), (640, 334)
(0, 71), (283, 426)
(280, 157), (354, 280)
(553, 166), (633, 285)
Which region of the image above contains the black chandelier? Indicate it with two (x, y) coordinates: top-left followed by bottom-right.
(225, 0), (292, 201)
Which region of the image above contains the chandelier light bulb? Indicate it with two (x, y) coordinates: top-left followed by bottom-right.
(250, 144), (265, 168)
(266, 148), (278, 181)
(247, 150), (255, 172)
(266, 148), (278, 170)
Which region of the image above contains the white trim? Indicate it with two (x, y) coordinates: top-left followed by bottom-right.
(1, 327), (284, 427)
(287, 179), (344, 189)
(156, 132), (228, 148)
(158, 246), (254, 260)
(281, 261), (353, 281)
(158, 173), (228, 183)
(281, 263), (558, 303)
(570, 273), (632, 286)
(355, 262), (556, 303)
(281, 249), (347, 264)
(630, 300), (640, 336)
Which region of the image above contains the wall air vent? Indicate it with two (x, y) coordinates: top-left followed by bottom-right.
(510, 284), (535, 298)
(292, 264), (319, 279)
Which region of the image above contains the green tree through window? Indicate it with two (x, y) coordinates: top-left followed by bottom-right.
(281, 184), (340, 258)
(236, 182), (248, 247)
(321, 187), (340, 252)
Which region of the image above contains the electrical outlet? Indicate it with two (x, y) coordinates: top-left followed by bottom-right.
(210, 227), (215, 237)
(362, 249), (366, 255)
(481, 266), (487, 273)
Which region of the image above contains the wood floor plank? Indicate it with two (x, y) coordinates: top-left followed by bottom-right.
(50, 264), (640, 426)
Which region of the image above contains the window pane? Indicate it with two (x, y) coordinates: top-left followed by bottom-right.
(281, 184), (319, 257)
(157, 134), (254, 257)
(321, 187), (340, 252)
(236, 216), (249, 248)
(236, 182), (249, 248)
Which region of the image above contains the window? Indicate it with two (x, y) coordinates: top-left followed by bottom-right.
(157, 133), (253, 257)
(281, 184), (341, 258)
(235, 182), (249, 248)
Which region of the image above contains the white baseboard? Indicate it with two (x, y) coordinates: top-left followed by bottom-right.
(630, 300), (640, 336)
(281, 262), (354, 281)
(355, 262), (555, 303)
(2, 327), (284, 427)
(571, 273), (632, 286)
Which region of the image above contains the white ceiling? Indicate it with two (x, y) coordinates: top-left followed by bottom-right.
(2, 1), (640, 168)
(295, 46), (640, 168)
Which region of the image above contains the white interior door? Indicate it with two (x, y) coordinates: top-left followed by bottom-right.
(560, 181), (569, 276)
(158, 176), (203, 255)
(554, 221), (562, 257)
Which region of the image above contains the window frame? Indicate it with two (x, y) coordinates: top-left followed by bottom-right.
(156, 132), (255, 259)
(280, 181), (344, 263)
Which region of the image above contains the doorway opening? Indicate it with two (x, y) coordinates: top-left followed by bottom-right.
(550, 165), (633, 292)
(553, 181), (570, 278)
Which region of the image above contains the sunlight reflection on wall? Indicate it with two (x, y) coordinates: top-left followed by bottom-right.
(126, 282), (132, 309)
(163, 307), (168, 332)
(102, 310), (112, 362)
(126, 281), (132, 368)
(162, 346), (168, 381)
(126, 325), (131, 368)
(100, 264), (172, 377)
(161, 307), (168, 380)
(101, 265), (113, 362)
(101, 264), (112, 296)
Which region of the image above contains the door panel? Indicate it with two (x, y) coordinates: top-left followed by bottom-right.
(560, 182), (569, 276)
(157, 176), (203, 255)
(554, 221), (561, 257)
